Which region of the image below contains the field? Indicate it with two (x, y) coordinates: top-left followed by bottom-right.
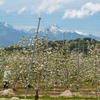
(0, 81), (100, 100)
(0, 38), (100, 100)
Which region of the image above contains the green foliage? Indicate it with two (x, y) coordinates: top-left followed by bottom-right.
(4, 37), (98, 55)
(4, 46), (23, 51)
(1, 36), (100, 99)
(70, 89), (95, 92)
(68, 38), (97, 54)
(48, 37), (98, 54)
(0, 95), (98, 99)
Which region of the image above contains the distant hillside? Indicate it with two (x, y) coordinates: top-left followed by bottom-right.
(4, 37), (99, 55)
(29, 24), (100, 41)
(0, 22), (100, 47)
(48, 37), (98, 54)
(0, 22), (27, 47)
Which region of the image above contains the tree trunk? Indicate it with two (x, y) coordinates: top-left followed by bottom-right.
(13, 82), (16, 91)
(35, 90), (38, 100)
(35, 71), (41, 100)
(65, 67), (69, 90)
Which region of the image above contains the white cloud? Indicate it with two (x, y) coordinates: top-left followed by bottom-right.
(34, 0), (72, 14)
(6, 10), (9, 14)
(18, 7), (26, 15)
(47, 5), (60, 14)
(63, 2), (100, 18)
(31, 6), (35, 14)
(82, 2), (100, 15)
(0, 0), (5, 5)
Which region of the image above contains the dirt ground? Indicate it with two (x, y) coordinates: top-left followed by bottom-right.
(13, 89), (100, 98)
(0, 84), (100, 98)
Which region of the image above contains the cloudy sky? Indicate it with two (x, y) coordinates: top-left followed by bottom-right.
(0, 0), (100, 36)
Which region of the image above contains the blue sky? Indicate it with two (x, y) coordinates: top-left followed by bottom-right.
(0, 0), (100, 36)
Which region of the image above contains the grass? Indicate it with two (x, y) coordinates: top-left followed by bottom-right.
(0, 88), (5, 91)
(70, 90), (97, 92)
(80, 84), (97, 87)
(0, 95), (99, 99)
(39, 89), (65, 92)
(0, 84), (3, 86)
(6, 88), (99, 93)
(39, 89), (99, 92)
(17, 88), (33, 91)
(16, 88), (65, 92)
(16, 89), (99, 93)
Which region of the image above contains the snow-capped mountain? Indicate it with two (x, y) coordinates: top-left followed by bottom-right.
(37, 24), (88, 40)
(28, 24), (100, 41)
(28, 28), (37, 34)
(49, 24), (64, 36)
(0, 22), (100, 47)
(66, 29), (88, 36)
(0, 22), (27, 47)
(1, 22), (13, 29)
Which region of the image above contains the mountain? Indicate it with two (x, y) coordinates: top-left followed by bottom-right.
(29, 24), (100, 41)
(0, 22), (27, 47)
(65, 30), (100, 40)
(28, 28), (36, 34)
(42, 24), (100, 40)
(0, 22), (100, 47)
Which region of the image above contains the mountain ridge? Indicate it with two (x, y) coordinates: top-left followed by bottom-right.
(0, 22), (100, 47)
